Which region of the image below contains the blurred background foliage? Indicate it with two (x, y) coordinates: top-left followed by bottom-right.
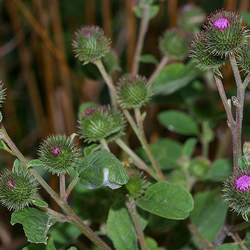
(0, 0), (249, 249)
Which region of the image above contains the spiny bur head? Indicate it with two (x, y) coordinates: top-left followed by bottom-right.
(72, 25), (111, 64)
(39, 135), (80, 175)
(223, 166), (250, 221)
(204, 9), (249, 57)
(117, 75), (151, 109)
(79, 105), (125, 143)
(159, 29), (188, 60)
(0, 82), (6, 108)
(125, 169), (150, 198)
(178, 4), (206, 33)
(237, 43), (250, 75)
(190, 31), (226, 72)
(0, 169), (38, 210)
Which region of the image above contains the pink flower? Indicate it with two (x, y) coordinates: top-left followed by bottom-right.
(213, 17), (230, 30)
(7, 179), (15, 188)
(50, 146), (61, 157)
(235, 175), (250, 191)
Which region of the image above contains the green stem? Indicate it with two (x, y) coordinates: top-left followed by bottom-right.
(95, 60), (117, 109)
(65, 176), (79, 200)
(60, 174), (66, 200)
(134, 108), (165, 181)
(126, 198), (148, 250)
(115, 138), (157, 180)
(100, 138), (110, 152)
(132, 4), (150, 75)
(0, 124), (111, 250)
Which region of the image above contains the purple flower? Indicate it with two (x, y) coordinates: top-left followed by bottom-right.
(85, 107), (95, 116)
(213, 17), (230, 30)
(235, 174), (250, 191)
(7, 179), (15, 189)
(50, 146), (61, 157)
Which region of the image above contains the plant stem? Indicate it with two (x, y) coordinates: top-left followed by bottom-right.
(132, 4), (150, 75)
(95, 60), (117, 108)
(243, 74), (250, 89)
(115, 138), (157, 180)
(126, 198), (148, 250)
(186, 219), (213, 250)
(147, 56), (168, 87)
(229, 55), (242, 87)
(60, 174), (66, 200)
(65, 176), (79, 200)
(42, 207), (69, 222)
(0, 124), (111, 250)
(100, 138), (110, 152)
(134, 108), (165, 181)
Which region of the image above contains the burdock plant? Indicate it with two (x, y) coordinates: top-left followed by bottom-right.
(190, 9), (250, 220)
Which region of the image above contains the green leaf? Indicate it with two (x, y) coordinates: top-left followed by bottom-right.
(11, 208), (55, 244)
(139, 54), (158, 64)
(190, 190), (228, 245)
(136, 182), (194, 220)
(22, 237), (56, 250)
(146, 237), (163, 250)
(241, 11), (250, 27)
(79, 150), (129, 189)
(83, 144), (100, 157)
(32, 198), (48, 208)
(107, 205), (137, 250)
(137, 138), (182, 169)
(182, 138), (197, 158)
(158, 111), (199, 136)
(152, 60), (200, 95)
(28, 159), (43, 168)
(206, 158), (233, 182)
(133, 5), (159, 19)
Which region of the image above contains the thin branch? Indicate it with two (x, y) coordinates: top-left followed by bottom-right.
(243, 74), (250, 89)
(229, 55), (242, 88)
(147, 57), (168, 87)
(65, 176), (80, 200)
(115, 138), (158, 180)
(126, 199), (148, 250)
(132, 4), (150, 75)
(100, 138), (110, 152)
(60, 174), (66, 200)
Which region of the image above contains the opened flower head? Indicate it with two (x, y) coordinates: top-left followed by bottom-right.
(235, 174), (250, 191)
(213, 17), (230, 30)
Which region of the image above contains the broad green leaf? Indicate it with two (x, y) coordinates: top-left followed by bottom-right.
(136, 182), (194, 220)
(190, 190), (228, 245)
(133, 5), (159, 19)
(22, 237), (56, 250)
(182, 138), (197, 158)
(152, 60), (200, 95)
(107, 205), (137, 250)
(146, 237), (163, 250)
(206, 158), (233, 182)
(11, 208), (55, 244)
(139, 54), (158, 64)
(158, 111), (199, 135)
(215, 243), (243, 250)
(50, 222), (81, 246)
(83, 144), (100, 157)
(79, 150), (129, 189)
(167, 169), (187, 188)
(32, 198), (48, 208)
(137, 138), (182, 169)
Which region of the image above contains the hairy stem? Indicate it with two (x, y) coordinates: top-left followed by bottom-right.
(0, 124), (111, 250)
(115, 138), (157, 179)
(100, 138), (110, 152)
(126, 199), (148, 250)
(134, 108), (165, 180)
(60, 175), (66, 200)
(147, 57), (168, 87)
(65, 176), (80, 200)
(132, 4), (150, 75)
(95, 60), (117, 108)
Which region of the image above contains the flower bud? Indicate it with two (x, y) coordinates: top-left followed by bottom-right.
(39, 135), (80, 175)
(0, 169), (38, 210)
(223, 166), (250, 221)
(204, 9), (249, 57)
(237, 43), (250, 75)
(72, 26), (111, 64)
(117, 75), (151, 109)
(79, 106), (125, 142)
(178, 4), (206, 33)
(159, 29), (188, 60)
(190, 31), (226, 72)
